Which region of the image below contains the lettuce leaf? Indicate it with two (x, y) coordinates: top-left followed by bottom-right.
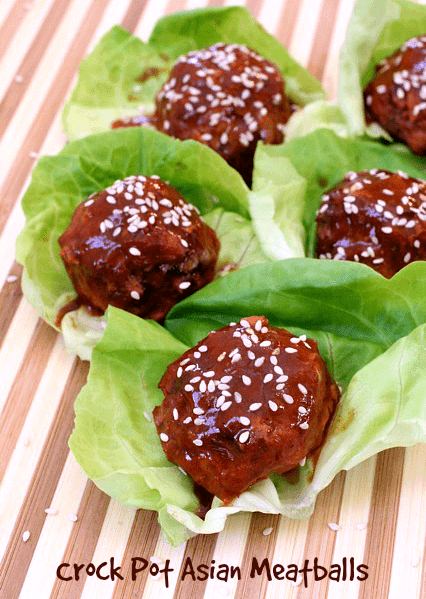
(62, 7), (325, 141)
(249, 129), (426, 260)
(16, 126), (273, 360)
(338, 0), (426, 138)
(69, 259), (426, 545)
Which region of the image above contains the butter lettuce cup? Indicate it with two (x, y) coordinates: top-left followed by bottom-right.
(249, 128), (426, 267)
(338, 0), (426, 143)
(69, 258), (426, 546)
(16, 126), (285, 360)
(62, 7), (324, 143)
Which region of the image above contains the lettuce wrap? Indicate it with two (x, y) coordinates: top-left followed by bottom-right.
(68, 258), (426, 546)
(62, 6), (324, 141)
(249, 128), (426, 262)
(338, 0), (426, 140)
(16, 126), (275, 360)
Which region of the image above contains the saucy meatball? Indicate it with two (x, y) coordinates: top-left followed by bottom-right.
(113, 43), (292, 185)
(59, 175), (220, 322)
(153, 316), (340, 504)
(364, 35), (426, 154)
(316, 169), (426, 278)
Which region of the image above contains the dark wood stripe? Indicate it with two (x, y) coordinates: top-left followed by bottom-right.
(276, 0), (303, 49)
(0, 0), (113, 240)
(245, 0), (264, 19)
(207, 0), (227, 7)
(298, 471), (346, 598)
(172, 533), (219, 599)
(0, 0), (33, 64)
(49, 482), (111, 599)
(121, 0), (150, 33)
(358, 448), (405, 599)
(110, 509), (160, 599)
(0, 0), (74, 143)
(420, 528), (426, 599)
(233, 514), (280, 599)
(0, 359), (89, 599)
(165, 0), (187, 15)
(0, 263), (23, 351)
(0, 319), (58, 483)
(307, 0), (341, 82)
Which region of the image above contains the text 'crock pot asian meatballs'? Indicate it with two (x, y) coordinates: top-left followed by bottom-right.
(58, 175), (220, 322)
(316, 169), (426, 278)
(113, 43), (292, 185)
(364, 35), (426, 154)
(153, 316), (340, 504)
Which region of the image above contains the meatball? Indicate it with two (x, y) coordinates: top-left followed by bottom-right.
(153, 316), (340, 504)
(113, 43), (292, 185)
(364, 35), (426, 154)
(58, 175), (220, 322)
(316, 169), (426, 277)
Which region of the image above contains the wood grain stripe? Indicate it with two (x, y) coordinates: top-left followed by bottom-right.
(0, 358), (89, 599)
(307, 0), (342, 82)
(0, 0), (33, 63)
(121, 0), (150, 33)
(0, 319), (57, 482)
(48, 482), (111, 599)
(0, 0), (74, 143)
(358, 448), (405, 599)
(233, 513), (281, 599)
(245, 0), (263, 18)
(0, 0), (113, 240)
(172, 533), (219, 598)
(276, 0), (303, 49)
(110, 510), (161, 598)
(0, 264), (22, 350)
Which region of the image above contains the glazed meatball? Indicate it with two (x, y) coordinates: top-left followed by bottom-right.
(316, 169), (426, 277)
(153, 316), (340, 504)
(364, 35), (426, 154)
(59, 175), (220, 322)
(113, 43), (292, 185)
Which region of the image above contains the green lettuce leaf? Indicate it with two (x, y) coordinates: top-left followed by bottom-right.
(62, 6), (324, 141)
(249, 129), (426, 260)
(16, 126), (273, 360)
(69, 259), (426, 545)
(338, 0), (426, 138)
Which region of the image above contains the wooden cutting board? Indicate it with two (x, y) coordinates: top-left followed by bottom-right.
(1, 0), (426, 598)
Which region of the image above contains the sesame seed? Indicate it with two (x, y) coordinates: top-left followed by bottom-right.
(85, 199), (94, 207)
(184, 384), (194, 392)
(208, 380), (215, 392)
(6, 275), (17, 283)
(130, 291), (140, 300)
(183, 417), (192, 424)
(263, 373), (273, 383)
(231, 354), (241, 363)
(190, 376), (201, 383)
(242, 336), (252, 348)
(199, 380), (207, 393)
(129, 247), (141, 256)
(194, 352), (201, 359)
(255, 319), (262, 331)
(177, 367), (183, 377)
(179, 281), (191, 290)
(234, 391), (242, 403)
(44, 507), (59, 516)
(193, 439), (203, 446)
(299, 422), (309, 430)
(283, 394), (294, 404)
(270, 356), (278, 365)
(68, 513), (78, 522)
(193, 407), (204, 415)
(144, 412), (152, 422)
(298, 384), (308, 394)
(173, 409), (179, 420)
(298, 406), (307, 414)
(221, 401), (232, 411)
(406, 220), (416, 228)
(274, 365), (284, 375)
(249, 403), (262, 411)
(328, 522), (340, 531)
(242, 375), (251, 386)
(268, 400), (278, 411)
(239, 431), (250, 443)
(204, 370), (215, 377)
(285, 347), (297, 353)
(254, 357), (265, 367)
(240, 417), (250, 425)
(381, 227), (393, 234)
(404, 252), (411, 263)
(260, 340), (271, 347)
(262, 527), (273, 536)
(22, 531), (30, 542)
(276, 375), (288, 383)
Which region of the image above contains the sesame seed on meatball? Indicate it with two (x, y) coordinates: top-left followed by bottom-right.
(153, 316), (340, 504)
(58, 175), (220, 322)
(113, 43), (292, 185)
(316, 169), (426, 277)
(364, 35), (426, 154)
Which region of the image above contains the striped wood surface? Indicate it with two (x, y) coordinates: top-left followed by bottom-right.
(0, 0), (426, 598)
